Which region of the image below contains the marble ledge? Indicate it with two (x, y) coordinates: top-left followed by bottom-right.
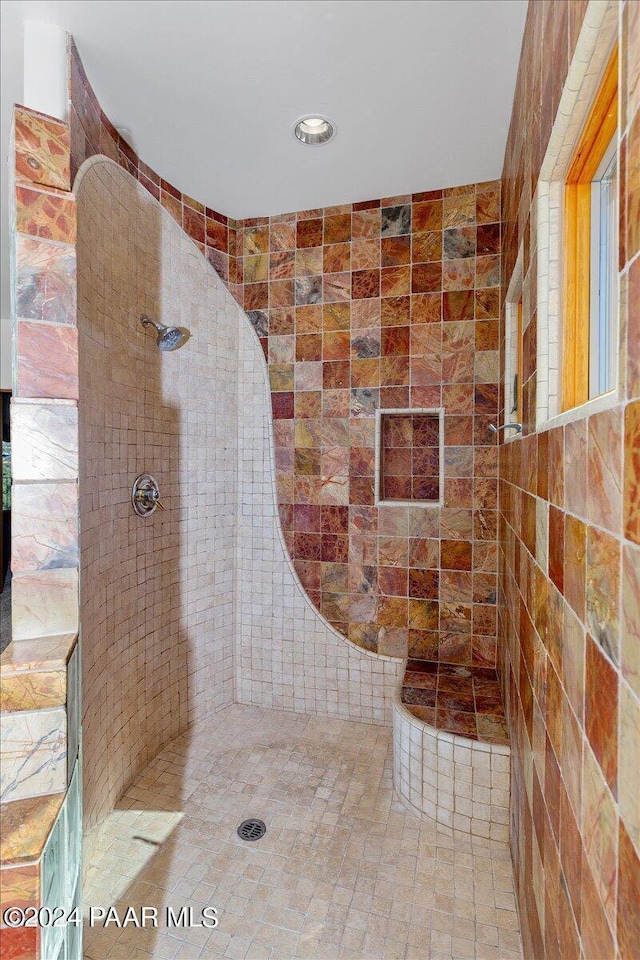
(0, 792), (65, 866)
(0, 633), (77, 674)
(0, 633), (77, 713)
(11, 398), (77, 406)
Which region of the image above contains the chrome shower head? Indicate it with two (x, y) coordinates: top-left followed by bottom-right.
(140, 315), (189, 351)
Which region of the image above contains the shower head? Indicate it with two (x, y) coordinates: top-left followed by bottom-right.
(140, 315), (189, 351)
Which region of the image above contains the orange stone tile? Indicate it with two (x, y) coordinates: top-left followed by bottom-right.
(16, 185), (76, 243)
(15, 106), (70, 191)
(617, 819), (640, 960)
(624, 400), (640, 544)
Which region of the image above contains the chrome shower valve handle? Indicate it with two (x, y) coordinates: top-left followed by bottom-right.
(137, 488), (164, 510)
(132, 474), (164, 517)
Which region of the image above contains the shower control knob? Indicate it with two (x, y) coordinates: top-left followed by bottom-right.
(132, 474), (164, 517)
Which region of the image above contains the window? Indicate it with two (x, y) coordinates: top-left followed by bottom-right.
(589, 137), (618, 397)
(504, 256), (523, 437)
(562, 44), (618, 411)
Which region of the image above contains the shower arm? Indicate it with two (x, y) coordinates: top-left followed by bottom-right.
(488, 422), (522, 435)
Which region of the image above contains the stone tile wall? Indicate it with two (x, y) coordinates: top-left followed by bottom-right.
(1, 103), (82, 960)
(234, 189), (502, 664)
(69, 39), (503, 668)
(499, 2), (640, 957)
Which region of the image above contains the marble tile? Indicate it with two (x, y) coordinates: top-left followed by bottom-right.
(0, 862), (39, 914)
(246, 309), (268, 338)
(621, 543), (640, 698)
(564, 514), (586, 619)
(16, 185), (76, 244)
(11, 569), (79, 642)
(587, 408), (622, 534)
(0, 635), (77, 674)
(565, 417), (588, 518)
(0, 708), (67, 802)
(582, 743), (618, 929)
(618, 680), (640, 852)
(585, 634), (619, 796)
(548, 504), (564, 592)
(623, 399), (640, 544)
(586, 525), (621, 665)
(627, 109), (640, 260)
(0, 793), (64, 864)
(294, 275), (323, 305)
(0, 669), (66, 713)
(497, 4), (638, 957)
(16, 321), (79, 399)
(0, 925), (38, 959)
(535, 497), (548, 572)
(617, 819), (640, 960)
(443, 226), (476, 259)
(14, 106), (70, 191)
(380, 204), (411, 237)
(443, 193), (475, 227)
(11, 402), (78, 481)
(16, 236), (76, 323)
(11, 482), (78, 573)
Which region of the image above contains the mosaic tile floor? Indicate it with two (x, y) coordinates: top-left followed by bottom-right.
(401, 662), (509, 745)
(83, 705), (521, 960)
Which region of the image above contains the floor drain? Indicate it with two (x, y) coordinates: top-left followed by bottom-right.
(237, 818), (266, 842)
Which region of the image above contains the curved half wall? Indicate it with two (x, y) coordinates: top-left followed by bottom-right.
(77, 157), (402, 845)
(77, 157), (237, 841)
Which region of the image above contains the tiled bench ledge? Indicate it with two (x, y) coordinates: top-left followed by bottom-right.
(393, 690), (511, 842)
(0, 633), (79, 805)
(0, 635), (82, 960)
(0, 633), (77, 713)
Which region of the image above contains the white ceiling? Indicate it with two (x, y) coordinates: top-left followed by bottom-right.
(0, 0), (526, 339)
(3, 0), (527, 218)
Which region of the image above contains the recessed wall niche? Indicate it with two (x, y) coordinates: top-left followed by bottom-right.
(375, 408), (444, 506)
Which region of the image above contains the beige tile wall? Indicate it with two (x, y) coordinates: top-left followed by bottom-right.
(77, 159), (236, 846)
(76, 158), (403, 857)
(236, 308), (403, 720)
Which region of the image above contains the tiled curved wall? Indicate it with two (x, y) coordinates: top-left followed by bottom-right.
(77, 159), (237, 844)
(236, 308), (403, 719)
(77, 157), (403, 854)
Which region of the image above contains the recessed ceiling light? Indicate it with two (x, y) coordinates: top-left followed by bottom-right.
(294, 116), (335, 145)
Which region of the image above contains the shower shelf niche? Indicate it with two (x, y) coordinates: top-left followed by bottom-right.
(375, 408), (444, 507)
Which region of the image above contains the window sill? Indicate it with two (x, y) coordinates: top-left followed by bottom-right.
(540, 386), (620, 432)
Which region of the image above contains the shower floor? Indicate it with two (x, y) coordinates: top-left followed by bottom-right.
(82, 705), (521, 960)
(401, 662), (509, 745)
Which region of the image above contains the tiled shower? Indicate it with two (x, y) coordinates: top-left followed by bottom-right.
(1, 2), (638, 960)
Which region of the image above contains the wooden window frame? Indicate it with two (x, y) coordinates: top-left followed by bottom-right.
(562, 43), (618, 412)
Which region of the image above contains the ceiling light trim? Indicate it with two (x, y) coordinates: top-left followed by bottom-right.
(293, 115), (336, 146)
